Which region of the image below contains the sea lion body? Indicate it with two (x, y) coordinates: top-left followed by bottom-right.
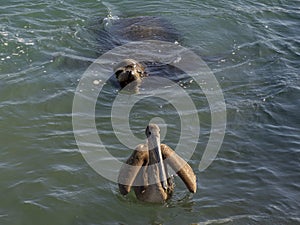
(105, 16), (181, 88)
(108, 16), (180, 44)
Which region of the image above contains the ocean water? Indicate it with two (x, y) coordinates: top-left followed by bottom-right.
(0, 0), (299, 224)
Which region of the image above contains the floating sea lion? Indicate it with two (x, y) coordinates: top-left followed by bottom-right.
(113, 59), (147, 88)
(103, 16), (182, 88)
(113, 57), (186, 90)
(118, 124), (197, 203)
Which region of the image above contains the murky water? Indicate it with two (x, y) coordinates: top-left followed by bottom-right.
(1, 0), (299, 224)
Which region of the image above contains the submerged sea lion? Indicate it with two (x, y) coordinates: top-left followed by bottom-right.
(104, 16), (182, 88)
(107, 16), (180, 44)
(113, 57), (187, 90)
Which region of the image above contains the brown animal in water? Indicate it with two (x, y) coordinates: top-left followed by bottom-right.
(113, 59), (147, 88)
(118, 124), (197, 203)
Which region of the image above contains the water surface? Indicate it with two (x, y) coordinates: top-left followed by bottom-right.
(0, 0), (299, 224)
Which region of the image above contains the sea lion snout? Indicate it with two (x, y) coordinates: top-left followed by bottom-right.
(114, 59), (147, 88)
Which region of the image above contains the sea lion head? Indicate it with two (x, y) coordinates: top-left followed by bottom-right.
(114, 59), (147, 88)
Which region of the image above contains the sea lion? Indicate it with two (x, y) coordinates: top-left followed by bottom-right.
(113, 59), (147, 88)
(106, 16), (181, 88)
(107, 16), (180, 44)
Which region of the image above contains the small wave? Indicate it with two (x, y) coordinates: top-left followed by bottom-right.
(102, 1), (120, 27)
(198, 214), (300, 225)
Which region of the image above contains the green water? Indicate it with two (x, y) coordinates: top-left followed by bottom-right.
(1, 0), (299, 224)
